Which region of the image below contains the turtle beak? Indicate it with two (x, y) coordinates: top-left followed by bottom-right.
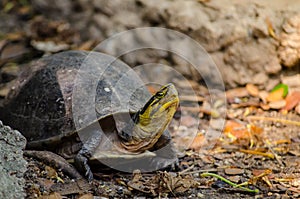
(159, 84), (179, 111)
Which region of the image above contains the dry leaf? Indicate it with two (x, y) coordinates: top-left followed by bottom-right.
(269, 100), (286, 109)
(226, 87), (249, 99)
(258, 91), (269, 103)
(224, 120), (263, 146)
(282, 91), (300, 111)
(224, 120), (248, 139)
(246, 84), (259, 96)
(266, 88), (285, 102)
(45, 166), (57, 179)
(76, 40), (96, 51)
(260, 103), (270, 110)
(295, 103), (300, 114)
(78, 193), (93, 199)
(45, 166), (64, 183)
(180, 95), (205, 102)
(127, 170), (198, 196)
(189, 133), (205, 150)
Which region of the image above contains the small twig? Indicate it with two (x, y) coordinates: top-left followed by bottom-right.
(178, 165), (195, 175)
(247, 116), (300, 126)
(179, 168), (218, 175)
(180, 106), (212, 114)
(200, 172), (259, 193)
(180, 95), (205, 102)
(239, 149), (275, 159)
(265, 140), (284, 166)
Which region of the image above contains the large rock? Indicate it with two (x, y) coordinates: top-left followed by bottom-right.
(0, 121), (27, 199)
(26, 0), (300, 88)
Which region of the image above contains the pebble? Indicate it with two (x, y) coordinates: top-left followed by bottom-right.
(268, 100), (286, 109)
(224, 168), (244, 175)
(227, 175), (240, 183)
(180, 115), (198, 127)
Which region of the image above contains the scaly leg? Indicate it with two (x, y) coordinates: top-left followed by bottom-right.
(74, 122), (103, 181)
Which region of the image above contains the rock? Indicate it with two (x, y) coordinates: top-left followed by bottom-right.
(253, 72), (269, 85)
(278, 14), (300, 67)
(26, 0), (300, 89)
(180, 115), (198, 127)
(30, 0), (72, 19)
(0, 121), (27, 199)
(223, 39), (280, 86)
(281, 74), (300, 88)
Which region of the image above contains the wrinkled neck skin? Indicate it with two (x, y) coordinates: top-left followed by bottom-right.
(120, 83), (179, 153)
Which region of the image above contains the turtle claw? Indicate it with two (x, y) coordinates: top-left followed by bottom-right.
(74, 153), (93, 181)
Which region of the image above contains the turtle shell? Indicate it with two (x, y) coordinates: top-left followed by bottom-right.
(0, 51), (151, 146)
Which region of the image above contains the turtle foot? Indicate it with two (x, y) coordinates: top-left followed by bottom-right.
(74, 153), (93, 182)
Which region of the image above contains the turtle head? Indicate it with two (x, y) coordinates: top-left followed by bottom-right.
(120, 83), (179, 152)
(138, 83), (179, 127)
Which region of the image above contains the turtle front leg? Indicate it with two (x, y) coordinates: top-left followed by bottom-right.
(74, 149), (93, 181)
(74, 123), (103, 181)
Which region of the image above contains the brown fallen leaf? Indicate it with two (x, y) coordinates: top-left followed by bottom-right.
(224, 120), (262, 140)
(159, 171), (198, 194)
(260, 103), (270, 110)
(282, 91), (300, 111)
(5, 32), (25, 41)
(76, 40), (96, 51)
(258, 91), (269, 104)
(226, 87), (249, 99)
(45, 166), (64, 183)
(295, 103), (300, 114)
(223, 120), (263, 148)
(127, 170), (198, 196)
(180, 95), (205, 102)
(269, 100), (286, 109)
(78, 193), (94, 199)
(246, 84), (259, 97)
(127, 170), (157, 195)
(189, 133), (206, 150)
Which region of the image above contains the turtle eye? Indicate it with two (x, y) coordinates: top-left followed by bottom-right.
(156, 92), (164, 98)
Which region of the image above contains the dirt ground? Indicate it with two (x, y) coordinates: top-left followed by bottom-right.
(0, 0), (300, 198)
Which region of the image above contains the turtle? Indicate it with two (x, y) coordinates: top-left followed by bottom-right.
(0, 50), (179, 181)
